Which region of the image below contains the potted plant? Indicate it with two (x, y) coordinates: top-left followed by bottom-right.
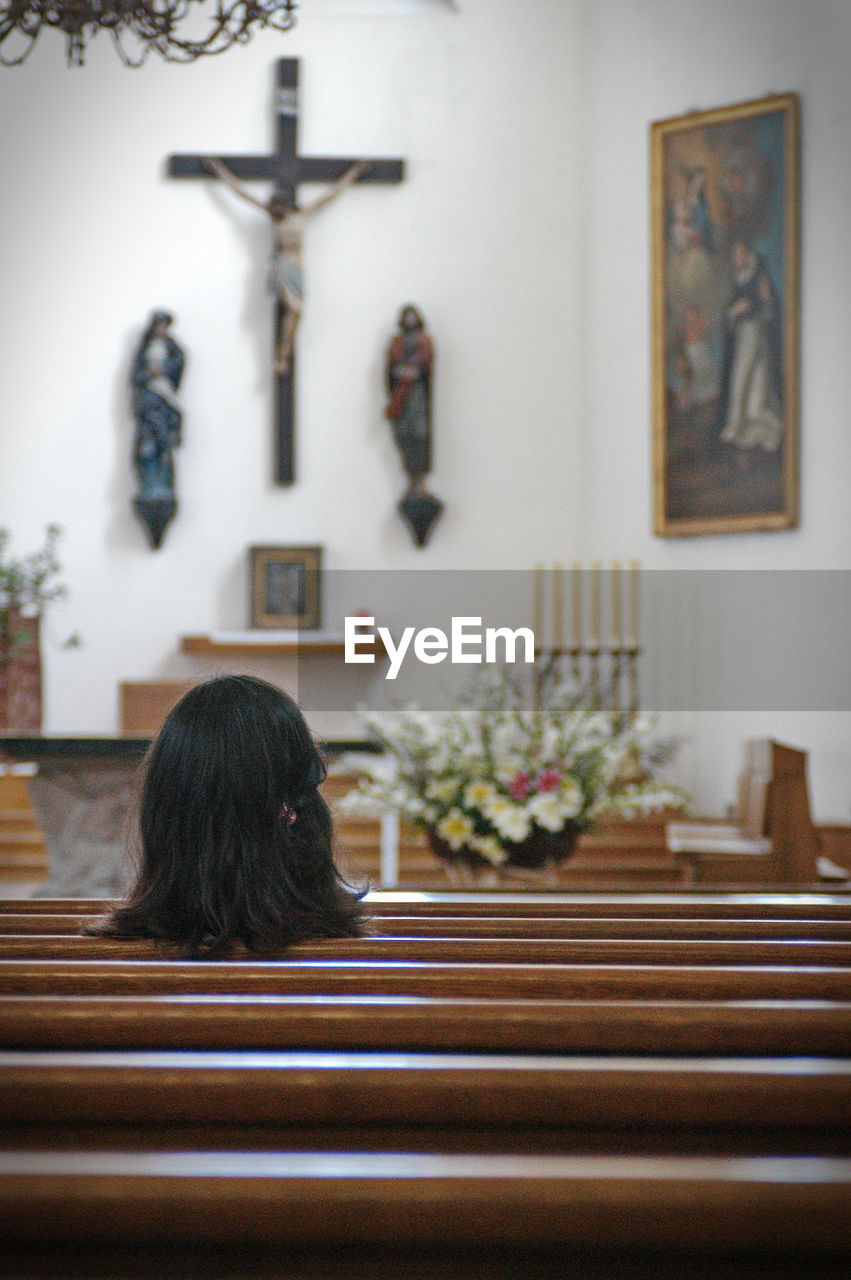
(0, 525), (69, 733)
(341, 670), (686, 886)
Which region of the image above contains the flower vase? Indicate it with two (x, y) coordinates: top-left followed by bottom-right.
(0, 608), (42, 733)
(426, 826), (581, 888)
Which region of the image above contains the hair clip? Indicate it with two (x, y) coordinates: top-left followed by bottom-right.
(279, 804), (298, 827)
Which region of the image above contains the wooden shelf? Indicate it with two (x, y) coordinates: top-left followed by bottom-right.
(180, 633), (387, 659)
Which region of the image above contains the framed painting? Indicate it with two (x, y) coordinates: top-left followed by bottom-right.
(651, 93), (800, 536)
(249, 545), (322, 630)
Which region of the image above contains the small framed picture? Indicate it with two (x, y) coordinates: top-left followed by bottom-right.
(249, 545), (322, 630)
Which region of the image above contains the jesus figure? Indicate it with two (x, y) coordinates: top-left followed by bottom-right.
(205, 156), (368, 374)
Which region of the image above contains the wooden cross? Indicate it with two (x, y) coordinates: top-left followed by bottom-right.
(167, 58), (405, 484)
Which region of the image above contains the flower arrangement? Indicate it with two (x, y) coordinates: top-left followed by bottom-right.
(0, 525), (79, 732)
(341, 670), (687, 874)
(0, 524), (68, 644)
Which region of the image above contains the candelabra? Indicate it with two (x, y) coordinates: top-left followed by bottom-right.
(532, 561), (642, 720)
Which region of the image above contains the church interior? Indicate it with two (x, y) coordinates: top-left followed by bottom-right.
(1, 0), (851, 1274)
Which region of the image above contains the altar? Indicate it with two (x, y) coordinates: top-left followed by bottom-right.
(0, 738), (149, 897)
(0, 735), (377, 898)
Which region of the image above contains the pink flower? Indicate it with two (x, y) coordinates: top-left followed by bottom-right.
(508, 771), (531, 801)
(536, 767), (561, 794)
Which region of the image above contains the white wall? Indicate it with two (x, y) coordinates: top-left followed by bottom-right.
(2, 0), (850, 821)
(0, 0), (584, 730)
(578, 0), (851, 820)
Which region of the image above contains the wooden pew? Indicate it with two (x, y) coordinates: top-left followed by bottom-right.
(3, 958), (849, 999)
(2, 890), (848, 1275)
(1, 931), (850, 966)
(15, 1047), (847, 1131)
(2, 1049), (849, 1157)
(6, 889), (851, 918)
(0, 992), (848, 1054)
(366, 891), (851, 919)
(5, 911), (851, 939)
(3, 898), (848, 1161)
(0, 1150), (848, 1260)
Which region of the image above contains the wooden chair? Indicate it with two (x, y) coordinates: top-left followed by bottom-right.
(667, 739), (848, 885)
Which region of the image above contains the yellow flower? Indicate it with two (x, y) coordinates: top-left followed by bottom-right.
(464, 780), (499, 811)
(436, 809), (475, 851)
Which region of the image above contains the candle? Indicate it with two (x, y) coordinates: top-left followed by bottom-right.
(610, 560), (622, 649)
(552, 563), (563, 652)
(628, 558), (640, 647)
(571, 561), (581, 648)
(589, 561), (601, 648)
(533, 564), (543, 652)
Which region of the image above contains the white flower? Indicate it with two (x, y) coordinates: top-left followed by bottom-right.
(345, 678), (687, 846)
(527, 792), (570, 833)
(436, 809), (475, 851)
(342, 752), (396, 783)
(558, 776), (583, 818)
(402, 797), (431, 820)
(487, 798), (532, 843)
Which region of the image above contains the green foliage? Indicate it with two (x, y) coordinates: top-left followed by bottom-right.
(0, 526), (71, 662)
(0, 524), (68, 616)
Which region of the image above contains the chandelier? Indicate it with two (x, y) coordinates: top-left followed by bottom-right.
(0, 0), (298, 66)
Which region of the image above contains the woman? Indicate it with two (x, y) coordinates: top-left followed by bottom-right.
(131, 311), (184, 500)
(88, 676), (366, 956)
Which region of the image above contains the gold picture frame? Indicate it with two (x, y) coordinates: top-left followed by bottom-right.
(249, 545), (322, 630)
(651, 93), (800, 536)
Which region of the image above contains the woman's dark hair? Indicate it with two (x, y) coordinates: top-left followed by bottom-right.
(88, 675), (366, 956)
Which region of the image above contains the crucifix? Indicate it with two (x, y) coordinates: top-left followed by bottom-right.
(167, 58), (405, 484)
